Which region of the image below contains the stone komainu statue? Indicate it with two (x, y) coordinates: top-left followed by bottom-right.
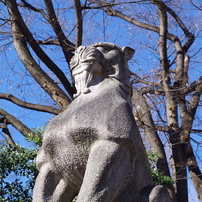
(33, 42), (172, 202)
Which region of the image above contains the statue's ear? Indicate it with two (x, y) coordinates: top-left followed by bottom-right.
(122, 47), (135, 60)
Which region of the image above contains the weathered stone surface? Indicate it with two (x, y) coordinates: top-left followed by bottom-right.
(32, 42), (172, 202)
(140, 185), (173, 202)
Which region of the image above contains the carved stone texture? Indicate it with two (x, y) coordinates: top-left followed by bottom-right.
(32, 42), (172, 202)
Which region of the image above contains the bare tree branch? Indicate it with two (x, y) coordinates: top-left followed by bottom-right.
(87, 1), (178, 41)
(0, 124), (16, 147)
(153, 0), (177, 129)
(0, 93), (62, 115)
(0, 116), (9, 124)
(19, 0), (49, 22)
(152, 1), (180, 201)
(154, 124), (168, 132)
(74, 0), (83, 48)
(139, 87), (164, 95)
(152, 0), (195, 53)
(191, 0), (202, 11)
(88, 0), (194, 53)
(191, 129), (202, 133)
(0, 108), (36, 137)
(44, 0), (75, 61)
(36, 39), (60, 46)
(131, 72), (162, 88)
(188, 76), (202, 117)
(84, 0), (148, 10)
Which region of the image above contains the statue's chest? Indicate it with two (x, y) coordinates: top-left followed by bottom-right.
(44, 93), (133, 153)
(65, 94), (113, 131)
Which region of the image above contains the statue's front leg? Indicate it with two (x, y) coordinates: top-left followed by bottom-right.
(76, 140), (132, 202)
(32, 162), (75, 202)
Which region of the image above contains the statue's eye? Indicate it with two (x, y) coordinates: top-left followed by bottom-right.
(97, 46), (111, 53)
(103, 49), (110, 53)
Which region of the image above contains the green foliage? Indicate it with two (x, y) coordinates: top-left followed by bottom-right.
(72, 196), (77, 202)
(25, 126), (44, 147)
(147, 152), (176, 186)
(0, 127), (43, 202)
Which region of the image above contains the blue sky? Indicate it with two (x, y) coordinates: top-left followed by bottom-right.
(0, 1), (201, 200)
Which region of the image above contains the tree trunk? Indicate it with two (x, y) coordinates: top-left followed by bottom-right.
(187, 142), (202, 200)
(132, 89), (176, 201)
